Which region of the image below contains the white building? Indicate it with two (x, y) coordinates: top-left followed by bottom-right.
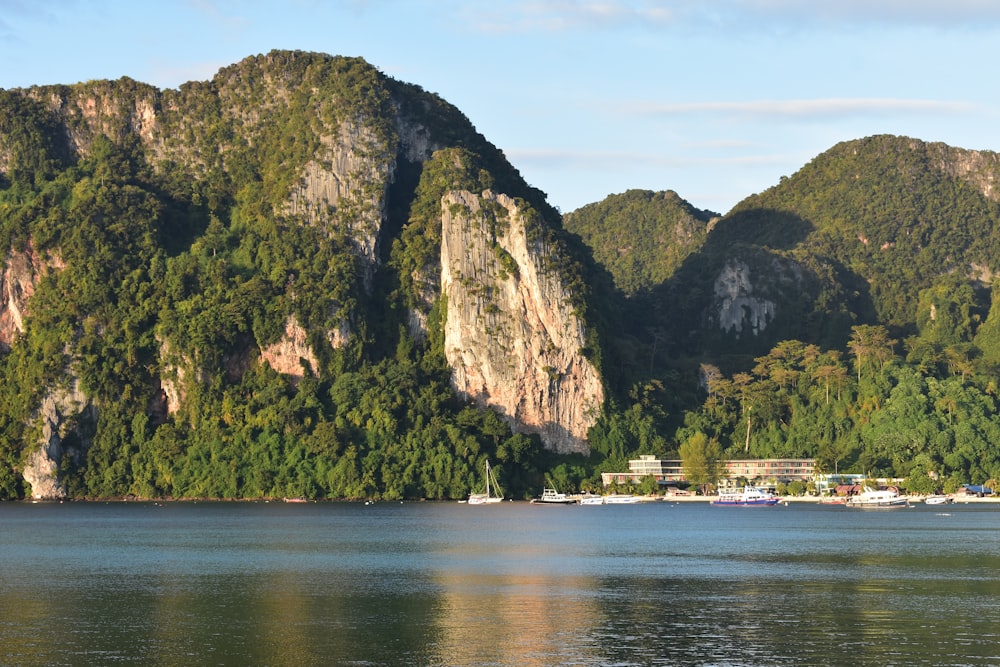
(601, 455), (817, 488)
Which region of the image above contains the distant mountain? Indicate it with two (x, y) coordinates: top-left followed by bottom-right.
(563, 189), (718, 295)
(571, 136), (1000, 365)
(724, 135), (1000, 331)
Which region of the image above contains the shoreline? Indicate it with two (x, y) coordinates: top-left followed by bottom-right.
(11, 492), (1000, 505)
(656, 493), (1000, 504)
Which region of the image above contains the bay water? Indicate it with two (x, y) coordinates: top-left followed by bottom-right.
(2, 500), (999, 666)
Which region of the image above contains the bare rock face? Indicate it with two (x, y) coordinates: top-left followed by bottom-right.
(22, 378), (93, 499)
(260, 314), (320, 381)
(713, 260), (776, 337)
(0, 242), (63, 351)
(925, 140), (1000, 202)
(441, 190), (603, 453)
(285, 120), (396, 290)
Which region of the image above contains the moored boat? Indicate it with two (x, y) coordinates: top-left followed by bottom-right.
(530, 488), (577, 504)
(467, 460), (504, 505)
(924, 495), (952, 505)
(845, 486), (908, 509)
(578, 494), (605, 505)
(603, 494), (638, 504)
(711, 487), (781, 506)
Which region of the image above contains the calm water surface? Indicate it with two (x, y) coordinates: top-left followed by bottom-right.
(2, 500), (999, 666)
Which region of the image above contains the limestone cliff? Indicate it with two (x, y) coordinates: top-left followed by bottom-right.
(260, 314), (321, 381)
(440, 190), (603, 453)
(0, 241), (64, 351)
(0, 51), (601, 487)
(21, 377), (94, 499)
(712, 260), (776, 337)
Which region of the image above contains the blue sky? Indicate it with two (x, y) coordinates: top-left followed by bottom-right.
(2, 1), (999, 214)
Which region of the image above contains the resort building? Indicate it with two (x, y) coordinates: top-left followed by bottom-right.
(601, 455), (817, 488)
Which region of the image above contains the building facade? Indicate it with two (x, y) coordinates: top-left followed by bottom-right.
(601, 455), (817, 488)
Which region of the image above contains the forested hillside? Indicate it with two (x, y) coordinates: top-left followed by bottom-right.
(4, 50), (1000, 500)
(563, 189), (717, 295)
(0, 50), (617, 501)
(575, 135), (1000, 494)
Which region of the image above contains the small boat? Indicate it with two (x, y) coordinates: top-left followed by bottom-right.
(578, 494), (605, 505)
(711, 487), (781, 506)
(467, 460), (504, 505)
(924, 495), (952, 505)
(845, 486), (908, 509)
(603, 494), (638, 504)
(530, 488), (577, 504)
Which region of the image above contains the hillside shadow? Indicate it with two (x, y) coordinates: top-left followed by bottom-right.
(703, 207), (814, 252)
(618, 207), (878, 373)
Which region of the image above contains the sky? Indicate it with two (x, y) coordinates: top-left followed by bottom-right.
(2, 0), (999, 215)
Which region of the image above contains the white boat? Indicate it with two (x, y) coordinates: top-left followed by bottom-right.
(845, 487), (908, 509)
(467, 460), (504, 505)
(530, 488), (577, 504)
(924, 495), (952, 505)
(578, 495), (605, 505)
(603, 494), (638, 504)
(711, 487), (781, 506)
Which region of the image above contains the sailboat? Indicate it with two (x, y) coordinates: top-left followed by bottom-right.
(467, 460), (504, 504)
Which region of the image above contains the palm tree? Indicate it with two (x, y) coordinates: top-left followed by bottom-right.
(848, 324), (895, 381)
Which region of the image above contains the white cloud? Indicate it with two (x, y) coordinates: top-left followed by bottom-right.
(630, 98), (977, 119)
(461, 0), (674, 33)
(464, 0), (1000, 33)
(506, 146), (797, 169)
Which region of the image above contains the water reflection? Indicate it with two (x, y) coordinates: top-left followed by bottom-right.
(3, 502), (1000, 666)
(432, 571), (605, 666)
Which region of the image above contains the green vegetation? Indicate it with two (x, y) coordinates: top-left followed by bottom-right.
(678, 325), (1000, 492)
(0, 52), (572, 501)
(2, 54), (1000, 502)
(572, 136), (1000, 495)
(563, 189), (716, 295)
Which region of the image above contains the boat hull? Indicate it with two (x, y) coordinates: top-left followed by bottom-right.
(711, 498), (781, 506)
(531, 488), (577, 504)
(603, 495), (638, 504)
(712, 487), (781, 506)
(845, 487), (908, 509)
(846, 499), (908, 509)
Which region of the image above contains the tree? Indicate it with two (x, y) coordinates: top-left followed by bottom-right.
(849, 324), (895, 381)
(811, 350), (848, 404)
(678, 431), (724, 494)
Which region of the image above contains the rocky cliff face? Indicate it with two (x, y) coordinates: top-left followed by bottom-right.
(1, 243), (85, 499)
(0, 242), (63, 351)
(0, 51), (605, 498)
(284, 120), (396, 290)
(712, 260), (776, 337)
(21, 377), (94, 499)
(440, 190), (603, 453)
(260, 314), (320, 381)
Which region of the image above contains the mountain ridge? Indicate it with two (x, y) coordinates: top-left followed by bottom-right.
(3, 51), (1000, 500)
(0, 50), (605, 499)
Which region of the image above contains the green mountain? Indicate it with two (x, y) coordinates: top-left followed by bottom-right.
(563, 189), (718, 295)
(590, 136), (1000, 365)
(4, 49), (1000, 501)
(0, 51), (609, 500)
(567, 136), (1000, 492)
